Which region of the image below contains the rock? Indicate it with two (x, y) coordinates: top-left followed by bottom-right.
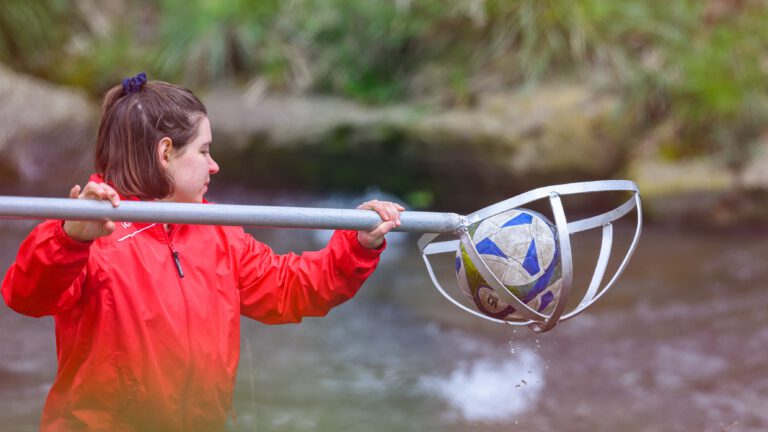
(625, 119), (768, 229)
(203, 85), (412, 148)
(412, 84), (624, 177)
(626, 119), (733, 197)
(205, 82), (631, 211)
(742, 136), (768, 189)
(0, 64), (96, 194)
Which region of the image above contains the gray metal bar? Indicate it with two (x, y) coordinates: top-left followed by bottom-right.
(531, 192), (573, 333)
(467, 179), (639, 225)
(567, 194), (637, 234)
(420, 253), (509, 324)
(561, 192), (644, 320)
(0, 196), (462, 234)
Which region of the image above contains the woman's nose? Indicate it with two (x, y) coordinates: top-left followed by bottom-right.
(209, 156), (220, 174)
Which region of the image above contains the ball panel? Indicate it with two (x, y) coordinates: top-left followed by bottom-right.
(521, 239), (540, 276)
(474, 237), (508, 259)
(501, 212), (533, 228)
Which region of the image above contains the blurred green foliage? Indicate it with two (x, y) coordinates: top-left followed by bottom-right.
(0, 0), (85, 79)
(1, 0), (767, 172)
(153, 0), (282, 86)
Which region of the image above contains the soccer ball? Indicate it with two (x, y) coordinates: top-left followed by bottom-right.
(455, 208), (562, 320)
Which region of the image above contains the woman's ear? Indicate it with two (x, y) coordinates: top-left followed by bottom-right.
(156, 137), (173, 169)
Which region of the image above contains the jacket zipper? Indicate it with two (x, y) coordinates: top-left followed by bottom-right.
(171, 249), (185, 278)
(165, 225), (185, 278)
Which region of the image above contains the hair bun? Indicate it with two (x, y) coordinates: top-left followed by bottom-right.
(122, 72), (148, 95)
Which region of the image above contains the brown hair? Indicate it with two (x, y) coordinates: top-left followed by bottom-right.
(94, 80), (207, 200)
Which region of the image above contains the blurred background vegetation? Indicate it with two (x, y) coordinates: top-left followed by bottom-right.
(2, 0), (768, 219)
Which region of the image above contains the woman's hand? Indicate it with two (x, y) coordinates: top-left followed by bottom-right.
(356, 200), (405, 249)
(62, 182), (121, 242)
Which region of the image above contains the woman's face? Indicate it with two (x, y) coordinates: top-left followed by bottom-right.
(165, 116), (219, 203)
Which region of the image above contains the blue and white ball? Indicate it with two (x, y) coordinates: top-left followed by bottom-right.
(455, 208), (562, 320)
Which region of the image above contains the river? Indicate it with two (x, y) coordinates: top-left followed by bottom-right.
(0, 188), (765, 431)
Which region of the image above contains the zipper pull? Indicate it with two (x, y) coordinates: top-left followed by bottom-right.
(172, 250), (185, 278)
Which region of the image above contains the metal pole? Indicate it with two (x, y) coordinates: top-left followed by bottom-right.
(0, 196), (464, 234)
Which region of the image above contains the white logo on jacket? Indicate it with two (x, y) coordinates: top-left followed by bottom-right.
(117, 224), (157, 242)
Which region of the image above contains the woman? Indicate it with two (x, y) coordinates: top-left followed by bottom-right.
(1, 73), (403, 431)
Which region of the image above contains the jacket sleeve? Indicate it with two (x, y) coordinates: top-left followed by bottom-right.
(1, 220), (90, 317)
(237, 229), (384, 324)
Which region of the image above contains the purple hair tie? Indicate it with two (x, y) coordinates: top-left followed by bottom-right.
(122, 72), (147, 95)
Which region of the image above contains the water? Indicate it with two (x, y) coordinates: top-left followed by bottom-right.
(0, 191), (766, 431)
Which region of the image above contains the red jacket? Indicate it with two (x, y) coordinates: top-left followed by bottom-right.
(1, 190), (383, 430)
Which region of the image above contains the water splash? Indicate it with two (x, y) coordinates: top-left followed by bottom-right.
(420, 348), (545, 423)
